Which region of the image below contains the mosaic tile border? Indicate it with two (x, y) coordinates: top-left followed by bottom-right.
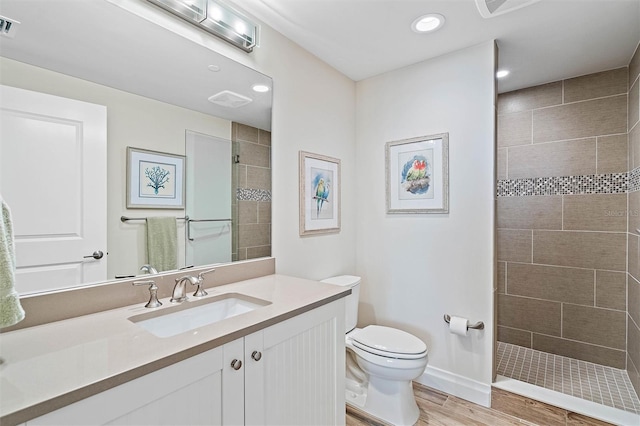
(236, 188), (271, 202)
(497, 173), (629, 197)
(497, 342), (640, 414)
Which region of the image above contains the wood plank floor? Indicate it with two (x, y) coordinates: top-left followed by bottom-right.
(345, 382), (614, 426)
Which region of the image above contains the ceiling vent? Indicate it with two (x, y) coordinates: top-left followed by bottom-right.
(0, 15), (20, 38)
(475, 0), (540, 18)
(207, 90), (253, 108)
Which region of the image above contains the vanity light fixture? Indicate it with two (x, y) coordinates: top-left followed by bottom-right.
(411, 13), (445, 33)
(496, 69), (510, 78)
(147, 0), (258, 52)
(252, 84), (270, 93)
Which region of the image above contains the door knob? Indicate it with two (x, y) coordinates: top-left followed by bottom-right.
(83, 250), (104, 260)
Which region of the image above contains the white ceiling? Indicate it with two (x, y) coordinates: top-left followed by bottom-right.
(232, 0), (640, 93)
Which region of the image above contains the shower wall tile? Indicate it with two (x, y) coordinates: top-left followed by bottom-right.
(497, 229), (532, 262)
(630, 275), (640, 327)
(507, 138), (596, 179)
(597, 134), (628, 174)
(258, 201), (271, 224)
(237, 141), (270, 168)
(532, 230), (626, 271)
(497, 326), (532, 348)
(532, 334), (626, 368)
(247, 245), (271, 259)
(497, 110), (532, 147)
(629, 234), (639, 282)
(497, 81), (562, 115)
(498, 294), (561, 336)
(563, 67), (628, 103)
(238, 200), (258, 224)
(628, 316), (640, 380)
(237, 164), (247, 188)
(497, 148), (507, 180)
(631, 43), (640, 90)
(246, 166), (271, 191)
(532, 95), (627, 143)
(630, 78), (639, 131)
(497, 195), (562, 229)
(628, 353), (640, 400)
(562, 193), (627, 232)
(506, 263), (594, 305)
(595, 270), (627, 311)
(562, 304), (626, 350)
(631, 124), (640, 169)
(238, 223), (270, 247)
(233, 122), (259, 143)
(258, 129), (271, 147)
(497, 261), (505, 293)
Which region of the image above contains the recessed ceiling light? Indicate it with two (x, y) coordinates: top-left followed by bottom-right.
(411, 14), (445, 33)
(208, 64), (221, 72)
(252, 84), (270, 93)
(496, 69), (510, 78)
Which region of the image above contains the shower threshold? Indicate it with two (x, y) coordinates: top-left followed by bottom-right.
(496, 342), (640, 417)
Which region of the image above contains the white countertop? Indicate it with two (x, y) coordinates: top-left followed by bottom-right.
(0, 274), (349, 425)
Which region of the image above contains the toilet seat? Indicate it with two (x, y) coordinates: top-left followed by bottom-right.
(350, 325), (428, 360)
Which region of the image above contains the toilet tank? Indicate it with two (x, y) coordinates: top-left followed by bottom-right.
(320, 275), (360, 333)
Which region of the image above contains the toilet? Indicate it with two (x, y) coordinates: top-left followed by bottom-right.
(320, 275), (428, 426)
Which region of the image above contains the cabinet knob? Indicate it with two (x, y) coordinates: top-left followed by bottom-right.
(231, 359), (243, 370)
(251, 351), (262, 361)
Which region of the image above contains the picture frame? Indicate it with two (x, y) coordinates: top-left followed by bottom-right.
(385, 133), (449, 214)
(126, 147), (185, 209)
(299, 151), (341, 236)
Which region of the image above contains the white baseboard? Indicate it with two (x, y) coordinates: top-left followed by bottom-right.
(415, 365), (491, 408)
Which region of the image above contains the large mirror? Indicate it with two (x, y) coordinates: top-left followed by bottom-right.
(0, 0), (272, 294)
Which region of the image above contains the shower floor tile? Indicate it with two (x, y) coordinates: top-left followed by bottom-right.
(497, 341), (640, 415)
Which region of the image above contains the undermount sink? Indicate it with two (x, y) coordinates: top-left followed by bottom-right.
(129, 293), (271, 338)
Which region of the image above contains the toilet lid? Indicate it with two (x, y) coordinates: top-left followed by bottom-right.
(351, 325), (427, 359)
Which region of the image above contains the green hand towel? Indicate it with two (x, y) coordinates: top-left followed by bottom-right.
(0, 197), (25, 328)
(146, 216), (178, 272)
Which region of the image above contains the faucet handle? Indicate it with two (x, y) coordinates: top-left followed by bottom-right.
(192, 268), (215, 298)
(133, 280), (163, 308)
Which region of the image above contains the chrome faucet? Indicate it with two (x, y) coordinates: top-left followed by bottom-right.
(171, 275), (199, 303)
(140, 264), (158, 275)
(170, 268), (216, 303)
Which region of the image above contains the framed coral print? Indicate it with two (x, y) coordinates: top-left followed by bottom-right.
(299, 151), (341, 236)
(126, 147), (185, 209)
(385, 133), (449, 214)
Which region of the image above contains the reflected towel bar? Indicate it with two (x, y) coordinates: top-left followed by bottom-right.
(187, 218), (232, 241)
(443, 314), (484, 330)
(121, 215), (189, 222)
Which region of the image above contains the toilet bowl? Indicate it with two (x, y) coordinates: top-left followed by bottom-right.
(320, 276), (428, 426)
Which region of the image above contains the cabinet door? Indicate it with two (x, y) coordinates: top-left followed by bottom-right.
(222, 337), (245, 426)
(244, 330), (265, 425)
(27, 347), (224, 425)
(261, 299), (346, 426)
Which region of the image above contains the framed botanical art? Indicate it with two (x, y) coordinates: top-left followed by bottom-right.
(299, 151), (341, 236)
(385, 133), (449, 214)
(126, 147), (185, 209)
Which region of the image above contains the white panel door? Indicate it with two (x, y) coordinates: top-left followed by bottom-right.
(185, 131), (232, 266)
(0, 85), (107, 294)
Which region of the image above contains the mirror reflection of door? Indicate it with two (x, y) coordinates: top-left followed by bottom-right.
(0, 85), (107, 294)
(185, 131), (232, 266)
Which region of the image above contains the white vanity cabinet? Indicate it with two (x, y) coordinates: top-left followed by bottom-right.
(26, 299), (345, 426)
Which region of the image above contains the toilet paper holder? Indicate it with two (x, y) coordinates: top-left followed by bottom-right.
(443, 314), (484, 330)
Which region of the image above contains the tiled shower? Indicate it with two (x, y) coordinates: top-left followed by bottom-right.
(231, 122), (272, 261)
(496, 44), (640, 412)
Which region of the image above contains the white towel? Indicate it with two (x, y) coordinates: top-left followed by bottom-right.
(0, 197), (25, 328)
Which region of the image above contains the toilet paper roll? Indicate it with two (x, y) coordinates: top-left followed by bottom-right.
(449, 316), (469, 336)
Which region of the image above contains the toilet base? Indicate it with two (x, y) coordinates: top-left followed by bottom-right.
(345, 377), (420, 426)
